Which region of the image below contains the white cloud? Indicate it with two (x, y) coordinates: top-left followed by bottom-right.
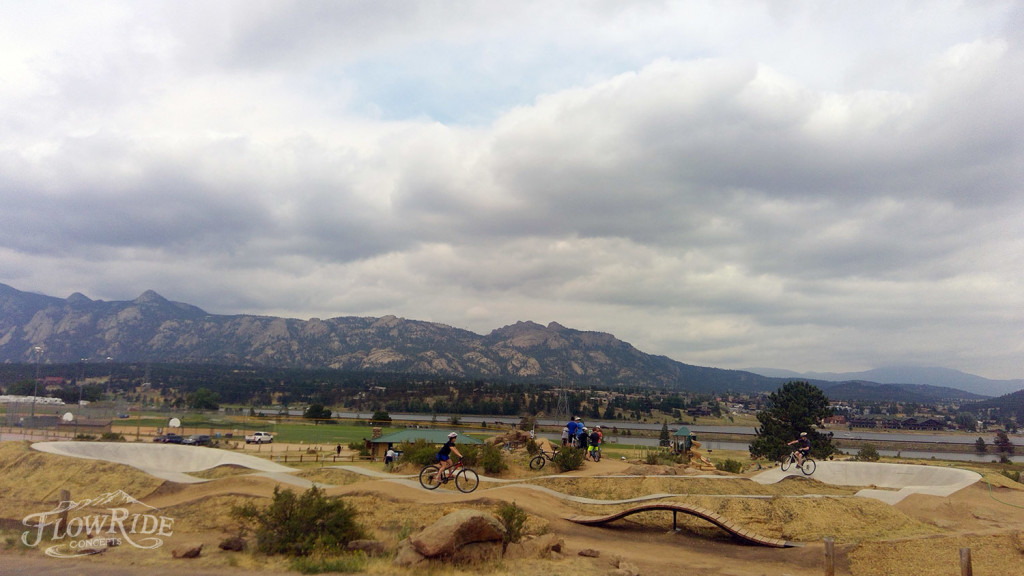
(1, 1), (1023, 381)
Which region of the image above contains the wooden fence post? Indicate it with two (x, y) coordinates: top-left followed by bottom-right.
(960, 548), (972, 576)
(823, 537), (835, 576)
(58, 489), (70, 538)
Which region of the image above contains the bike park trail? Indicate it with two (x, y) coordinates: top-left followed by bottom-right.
(751, 460), (981, 504)
(31, 441), (302, 485)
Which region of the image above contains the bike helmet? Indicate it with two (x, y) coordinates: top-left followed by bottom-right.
(800, 432), (807, 437)
(582, 427), (588, 433)
(594, 425), (600, 429)
(448, 432), (458, 439)
(574, 416), (581, 421)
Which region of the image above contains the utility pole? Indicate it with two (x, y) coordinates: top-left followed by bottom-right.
(30, 346), (43, 423)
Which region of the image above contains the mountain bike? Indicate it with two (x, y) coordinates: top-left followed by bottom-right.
(780, 451), (816, 475)
(589, 444), (601, 462)
(529, 448), (559, 470)
(419, 459), (480, 493)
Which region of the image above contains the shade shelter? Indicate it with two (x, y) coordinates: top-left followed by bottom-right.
(672, 426), (696, 453)
(368, 429), (484, 461)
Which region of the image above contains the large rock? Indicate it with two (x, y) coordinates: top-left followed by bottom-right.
(393, 538), (426, 567)
(409, 509), (506, 558)
(503, 533), (564, 560)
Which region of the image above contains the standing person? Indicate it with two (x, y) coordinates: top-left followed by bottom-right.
(561, 426), (570, 447)
(335, 444), (341, 457)
(787, 432), (811, 466)
(578, 427), (589, 454)
(435, 432), (463, 484)
(566, 417), (580, 446)
(384, 444), (396, 466)
(588, 427), (602, 461)
(595, 425), (603, 446)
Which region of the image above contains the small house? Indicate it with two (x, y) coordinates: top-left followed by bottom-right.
(368, 429), (484, 461)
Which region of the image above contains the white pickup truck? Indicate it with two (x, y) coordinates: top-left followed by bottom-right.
(245, 431), (274, 444)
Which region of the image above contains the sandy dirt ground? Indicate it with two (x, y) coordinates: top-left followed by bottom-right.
(1, 440), (1023, 576)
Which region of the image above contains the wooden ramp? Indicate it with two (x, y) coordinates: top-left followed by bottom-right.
(566, 502), (801, 548)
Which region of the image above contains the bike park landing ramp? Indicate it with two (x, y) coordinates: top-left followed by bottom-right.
(567, 502), (800, 548)
(752, 461), (981, 504)
(32, 441), (295, 483)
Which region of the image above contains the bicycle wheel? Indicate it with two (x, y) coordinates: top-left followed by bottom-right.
(780, 455), (792, 471)
(529, 455), (546, 470)
(419, 465), (441, 490)
(592, 448), (601, 462)
(455, 468), (480, 493)
(800, 458), (816, 475)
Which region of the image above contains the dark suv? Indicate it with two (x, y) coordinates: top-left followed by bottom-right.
(183, 434), (211, 446)
(154, 433), (184, 444)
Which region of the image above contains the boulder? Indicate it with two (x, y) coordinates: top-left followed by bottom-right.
(393, 538), (426, 567)
(503, 533), (564, 560)
(218, 536), (245, 552)
(409, 509), (505, 558)
(579, 548), (601, 557)
(171, 544), (203, 559)
(450, 540), (502, 564)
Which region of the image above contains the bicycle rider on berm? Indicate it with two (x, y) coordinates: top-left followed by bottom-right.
(787, 432), (811, 466)
(435, 432), (463, 484)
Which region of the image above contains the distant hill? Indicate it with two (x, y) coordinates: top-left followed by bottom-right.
(817, 381), (988, 403)
(0, 283), (781, 393)
(747, 366), (1022, 397)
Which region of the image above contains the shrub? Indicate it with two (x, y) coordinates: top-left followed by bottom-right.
(854, 445), (880, 462)
(99, 432), (125, 442)
(644, 449), (680, 466)
(477, 443), (508, 475)
(396, 440), (439, 466)
(715, 459), (743, 474)
(552, 446), (586, 472)
(1001, 469), (1021, 483)
(495, 501), (527, 551)
(233, 486), (366, 557)
(525, 438), (539, 456)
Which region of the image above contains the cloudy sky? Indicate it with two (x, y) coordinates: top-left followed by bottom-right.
(2, 1), (1023, 380)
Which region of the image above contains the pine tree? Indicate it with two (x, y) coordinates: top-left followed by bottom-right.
(749, 381), (835, 461)
(659, 421), (670, 447)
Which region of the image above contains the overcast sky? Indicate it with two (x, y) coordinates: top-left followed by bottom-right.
(2, 1), (1023, 380)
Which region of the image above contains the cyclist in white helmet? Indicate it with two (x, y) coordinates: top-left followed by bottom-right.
(435, 431), (463, 483)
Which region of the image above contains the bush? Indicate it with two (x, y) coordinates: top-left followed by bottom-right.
(854, 445), (881, 462)
(495, 501), (527, 551)
(397, 440), (441, 467)
(477, 443), (508, 475)
(525, 438), (539, 456)
(644, 449), (681, 466)
(99, 432), (125, 442)
(1001, 469), (1021, 483)
(552, 446), (586, 472)
(232, 486), (366, 557)
(715, 459), (743, 474)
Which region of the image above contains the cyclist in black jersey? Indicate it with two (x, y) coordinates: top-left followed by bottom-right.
(436, 432), (463, 481)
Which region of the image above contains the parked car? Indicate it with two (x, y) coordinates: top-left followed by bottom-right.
(245, 431), (274, 444)
(153, 433), (183, 444)
(182, 434), (211, 446)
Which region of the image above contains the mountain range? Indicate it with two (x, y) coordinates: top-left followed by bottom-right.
(746, 366), (1024, 397)
(2, 283), (1020, 399)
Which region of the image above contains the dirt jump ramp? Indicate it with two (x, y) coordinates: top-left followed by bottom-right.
(566, 502), (801, 548)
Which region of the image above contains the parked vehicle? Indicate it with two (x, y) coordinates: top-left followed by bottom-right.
(245, 431), (274, 444)
(153, 433), (183, 444)
(183, 434), (211, 446)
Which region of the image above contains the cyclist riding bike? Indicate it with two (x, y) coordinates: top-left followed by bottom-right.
(435, 432), (463, 484)
(787, 432), (811, 466)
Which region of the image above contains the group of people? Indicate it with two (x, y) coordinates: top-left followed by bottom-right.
(562, 416), (603, 461)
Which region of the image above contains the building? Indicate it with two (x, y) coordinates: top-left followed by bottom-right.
(368, 429), (484, 461)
